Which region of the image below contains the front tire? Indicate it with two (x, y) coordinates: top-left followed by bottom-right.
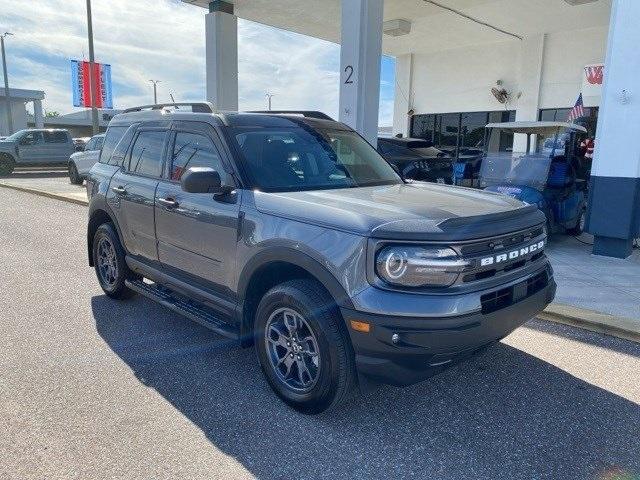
(92, 223), (138, 299)
(254, 279), (357, 414)
(0, 153), (15, 177)
(68, 162), (83, 185)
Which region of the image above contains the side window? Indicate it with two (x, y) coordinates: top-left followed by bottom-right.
(170, 131), (225, 181)
(99, 126), (128, 164)
(128, 130), (166, 177)
(21, 131), (43, 145)
(94, 136), (104, 150)
(43, 131), (68, 143)
(84, 138), (96, 151)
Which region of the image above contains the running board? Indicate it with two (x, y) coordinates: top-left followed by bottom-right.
(125, 279), (239, 341)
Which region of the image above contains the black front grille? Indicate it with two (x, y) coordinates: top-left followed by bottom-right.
(480, 271), (548, 314)
(458, 226), (546, 284)
(459, 226), (544, 257)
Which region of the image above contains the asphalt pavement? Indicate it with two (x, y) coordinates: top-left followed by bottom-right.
(1, 187), (639, 480)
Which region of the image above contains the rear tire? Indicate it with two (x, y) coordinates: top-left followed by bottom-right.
(0, 154), (15, 177)
(254, 279), (357, 414)
(92, 223), (139, 299)
(68, 162), (83, 185)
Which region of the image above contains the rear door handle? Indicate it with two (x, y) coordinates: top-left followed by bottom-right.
(157, 197), (179, 208)
(111, 185), (126, 195)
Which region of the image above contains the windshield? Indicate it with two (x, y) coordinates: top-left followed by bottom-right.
(480, 127), (565, 190)
(229, 125), (402, 192)
(3, 129), (27, 142)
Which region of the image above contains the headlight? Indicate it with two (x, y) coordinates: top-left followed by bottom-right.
(375, 245), (469, 287)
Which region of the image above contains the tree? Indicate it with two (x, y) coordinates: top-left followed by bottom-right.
(45, 111), (60, 118)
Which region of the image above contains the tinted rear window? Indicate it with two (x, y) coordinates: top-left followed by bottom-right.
(99, 126), (128, 165)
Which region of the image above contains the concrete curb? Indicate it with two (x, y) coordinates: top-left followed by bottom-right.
(0, 182), (88, 206)
(540, 303), (640, 344)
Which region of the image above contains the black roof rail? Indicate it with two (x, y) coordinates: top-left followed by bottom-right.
(122, 102), (215, 114)
(247, 110), (334, 121)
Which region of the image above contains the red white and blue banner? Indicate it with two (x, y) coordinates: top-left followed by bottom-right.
(71, 59), (113, 109)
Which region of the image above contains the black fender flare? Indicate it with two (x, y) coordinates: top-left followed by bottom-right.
(87, 200), (126, 266)
(237, 247), (355, 310)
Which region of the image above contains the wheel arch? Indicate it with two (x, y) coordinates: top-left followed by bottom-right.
(87, 206), (124, 266)
(237, 248), (355, 345)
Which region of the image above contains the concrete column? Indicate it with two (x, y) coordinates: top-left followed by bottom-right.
(393, 53), (413, 137)
(339, 0), (383, 146)
(33, 99), (44, 128)
(205, 1), (238, 111)
(514, 34), (545, 152)
(586, 0), (640, 258)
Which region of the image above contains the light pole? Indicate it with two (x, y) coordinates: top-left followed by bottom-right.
(85, 0), (99, 135)
(149, 80), (161, 104)
(266, 93), (274, 111)
(1, 32), (14, 135)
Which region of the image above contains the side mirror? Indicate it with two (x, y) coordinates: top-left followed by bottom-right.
(180, 166), (232, 195)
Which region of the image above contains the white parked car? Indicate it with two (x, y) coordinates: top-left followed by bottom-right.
(68, 133), (104, 184)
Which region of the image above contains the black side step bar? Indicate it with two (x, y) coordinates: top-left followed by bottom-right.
(125, 279), (239, 341)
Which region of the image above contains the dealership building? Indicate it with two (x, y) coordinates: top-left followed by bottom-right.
(181, 0), (638, 258)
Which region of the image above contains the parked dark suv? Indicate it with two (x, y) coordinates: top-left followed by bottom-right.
(377, 136), (454, 184)
(86, 103), (555, 414)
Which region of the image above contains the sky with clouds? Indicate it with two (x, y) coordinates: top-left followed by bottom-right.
(1, 0), (395, 126)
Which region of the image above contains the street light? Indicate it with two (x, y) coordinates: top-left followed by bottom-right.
(1, 32), (14, 135)
(266, 93), (274, 111)
(149, 80), (161, 104)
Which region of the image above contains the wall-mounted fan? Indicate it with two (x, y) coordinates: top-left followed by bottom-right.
(491, 81), (511, 106)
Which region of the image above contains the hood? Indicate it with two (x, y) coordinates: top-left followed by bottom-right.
(0, 140), (17, 152)
(253, 182), (545, 241)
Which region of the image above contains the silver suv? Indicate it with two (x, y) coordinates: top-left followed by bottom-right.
(0, 128), (75, 176)
(86, 103), (555, 414)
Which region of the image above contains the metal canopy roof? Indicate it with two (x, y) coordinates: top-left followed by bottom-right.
(181, 0), (612, 56)
(485, 121), (587, 134)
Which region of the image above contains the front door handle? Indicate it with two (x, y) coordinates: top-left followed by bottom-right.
(111, 185), (126, 195)
(157, 197), (179, 209)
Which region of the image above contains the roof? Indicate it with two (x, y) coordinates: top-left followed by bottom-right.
(0, 87), (45, 101)
(111, 105), (348, 130)
(181, 0), (611, 56)
(485, 121), (588, 134)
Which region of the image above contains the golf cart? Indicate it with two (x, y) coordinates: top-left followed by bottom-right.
(479, 121), (589, 235)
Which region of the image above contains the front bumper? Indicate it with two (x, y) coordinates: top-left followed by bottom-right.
(341, 273), (556, 386)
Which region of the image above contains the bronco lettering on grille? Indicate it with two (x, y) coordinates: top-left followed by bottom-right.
(480, 240), (544, 267)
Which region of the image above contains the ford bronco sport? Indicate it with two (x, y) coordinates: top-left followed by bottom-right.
(86, 103), (556, 414)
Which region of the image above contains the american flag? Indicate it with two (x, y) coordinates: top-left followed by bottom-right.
(567, 93), (585, 122)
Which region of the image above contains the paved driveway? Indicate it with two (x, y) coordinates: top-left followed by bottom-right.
(1, 188), (639, 480)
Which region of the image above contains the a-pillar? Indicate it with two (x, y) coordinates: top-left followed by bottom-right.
(586, 0), (640, 258)
(205, 1), (238, 111)
(338, 0), (384, 147)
